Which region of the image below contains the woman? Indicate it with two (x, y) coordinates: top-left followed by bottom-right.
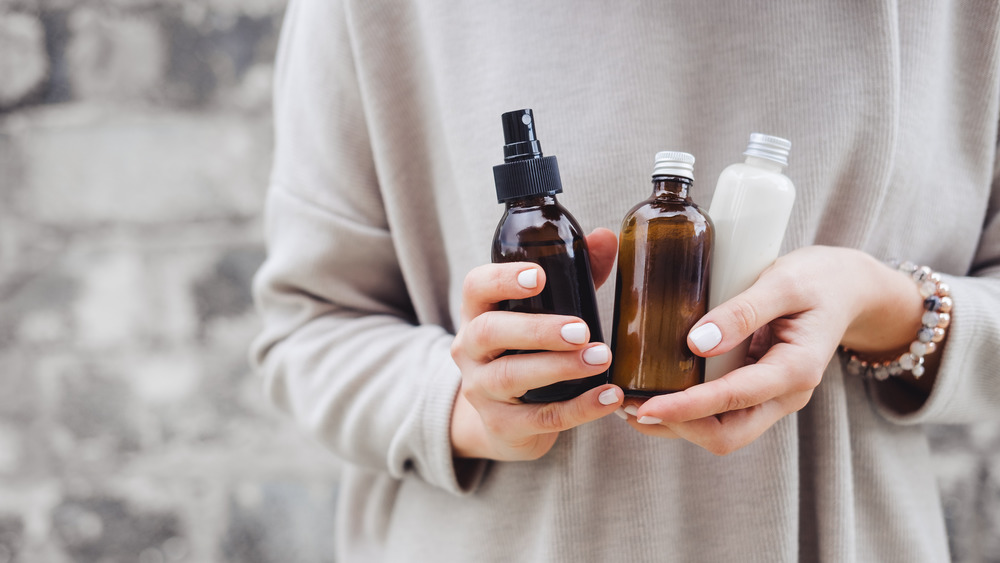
(252, 1), (1000, 560)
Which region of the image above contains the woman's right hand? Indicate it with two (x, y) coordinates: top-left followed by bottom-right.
(449, 229), (622, 461)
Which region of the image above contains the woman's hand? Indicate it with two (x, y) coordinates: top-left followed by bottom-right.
(622, 246), (926, 455)
(450, 228), (623, 461)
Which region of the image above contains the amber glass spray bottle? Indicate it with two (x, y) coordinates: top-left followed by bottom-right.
(611, 151), (713, 396)
(491, 109), (607, 403)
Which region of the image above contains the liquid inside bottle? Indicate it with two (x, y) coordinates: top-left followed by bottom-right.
(610, 151), (713, 396)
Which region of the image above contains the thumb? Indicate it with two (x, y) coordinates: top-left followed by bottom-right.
(687, 275), (795, 357)
(585, 227), (618, 289)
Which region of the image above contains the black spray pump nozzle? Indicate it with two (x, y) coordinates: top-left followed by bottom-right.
(493, 108), (563, 202)
(501, 109), (544, 162)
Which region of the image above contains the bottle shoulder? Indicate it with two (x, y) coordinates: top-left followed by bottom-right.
(495, 201), (585, 246)
(716, 162), (796, 194)
(502, 202), (583, 227)
(623, 197), (712, 225)
(709, 163), (796, 217)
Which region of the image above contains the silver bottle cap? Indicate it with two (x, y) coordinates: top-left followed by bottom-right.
(651, 151), (695, 180)
(743, 133), (791, 167)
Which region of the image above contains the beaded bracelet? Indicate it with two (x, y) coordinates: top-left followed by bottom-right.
(842, 261), (952, 380)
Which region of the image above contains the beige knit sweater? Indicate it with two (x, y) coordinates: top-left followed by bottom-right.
(252, 1), (1000, 561)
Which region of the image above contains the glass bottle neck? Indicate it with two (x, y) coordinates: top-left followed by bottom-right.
(505, 193), (558, 208)
(652, 175), (692, 199)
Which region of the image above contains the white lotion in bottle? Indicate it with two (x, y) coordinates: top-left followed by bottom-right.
(705, 134), (795, 381)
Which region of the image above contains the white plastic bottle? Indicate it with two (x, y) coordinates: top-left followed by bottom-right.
(704, 134), (795, 381)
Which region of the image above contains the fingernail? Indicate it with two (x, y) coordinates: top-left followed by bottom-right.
(517, 269), (538, 289)
(637, 416), (663, 425)
(623, 405), (638, 416)
(614, 408), (628, 420)
(561, 322), (588, 345)
(582, 344), (609, 365)
(598, 388), (618, 405)
(689, 322), (723, 353)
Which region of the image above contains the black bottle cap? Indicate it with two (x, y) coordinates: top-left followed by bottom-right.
(493, 109), (563, 203)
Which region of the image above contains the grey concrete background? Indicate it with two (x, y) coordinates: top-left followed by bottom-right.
(0, 1), (997, 562)
(0, 1), (340, 562)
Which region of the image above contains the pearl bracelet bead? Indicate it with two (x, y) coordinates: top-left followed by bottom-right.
(842, 260), (951, 380)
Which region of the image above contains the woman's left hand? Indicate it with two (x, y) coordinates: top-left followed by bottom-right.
(622, 245), (926, 455)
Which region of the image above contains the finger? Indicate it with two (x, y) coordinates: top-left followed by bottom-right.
(461, 263), (546, 324)
(634, 390), (812, 455)
(619, 403), (681, 439)
(635, 344), (816, 423)
(488, 384), (623, 437)
(462, 311), (595, 363)
(585, 228), (618, 288)
(687, 266), (807, 357)
(624, 417), (680, 439)
(474, 343), (612, 401)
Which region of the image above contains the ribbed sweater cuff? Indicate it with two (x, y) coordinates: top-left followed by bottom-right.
(416, 343), (489, 495)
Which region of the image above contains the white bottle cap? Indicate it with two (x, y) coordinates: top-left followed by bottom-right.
(651, 151), (695, 180)
(743, 133), (791, 167)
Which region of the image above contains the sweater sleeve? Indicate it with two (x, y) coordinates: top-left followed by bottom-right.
(250, 0), (484, 495)
(874, 133), (1000, 425)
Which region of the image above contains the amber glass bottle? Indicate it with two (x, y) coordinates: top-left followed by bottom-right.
(610, 151), (713, 396)
(492, 109), (606, 403)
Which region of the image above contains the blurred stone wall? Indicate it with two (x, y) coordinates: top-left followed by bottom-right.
(0, 1), (342, 562)
(0, 1), (997, 562)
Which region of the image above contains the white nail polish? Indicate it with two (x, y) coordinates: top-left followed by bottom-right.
(561, 322), (588, 345)
(689, 322), (723, 353)
(637, 416), (663, 425)
(582, 344), (609, 365)
(614, 408), (628, 420)
(517, 269), (538, 289)
(598, 388), (618, 405)
(623, 405), (638, 416)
